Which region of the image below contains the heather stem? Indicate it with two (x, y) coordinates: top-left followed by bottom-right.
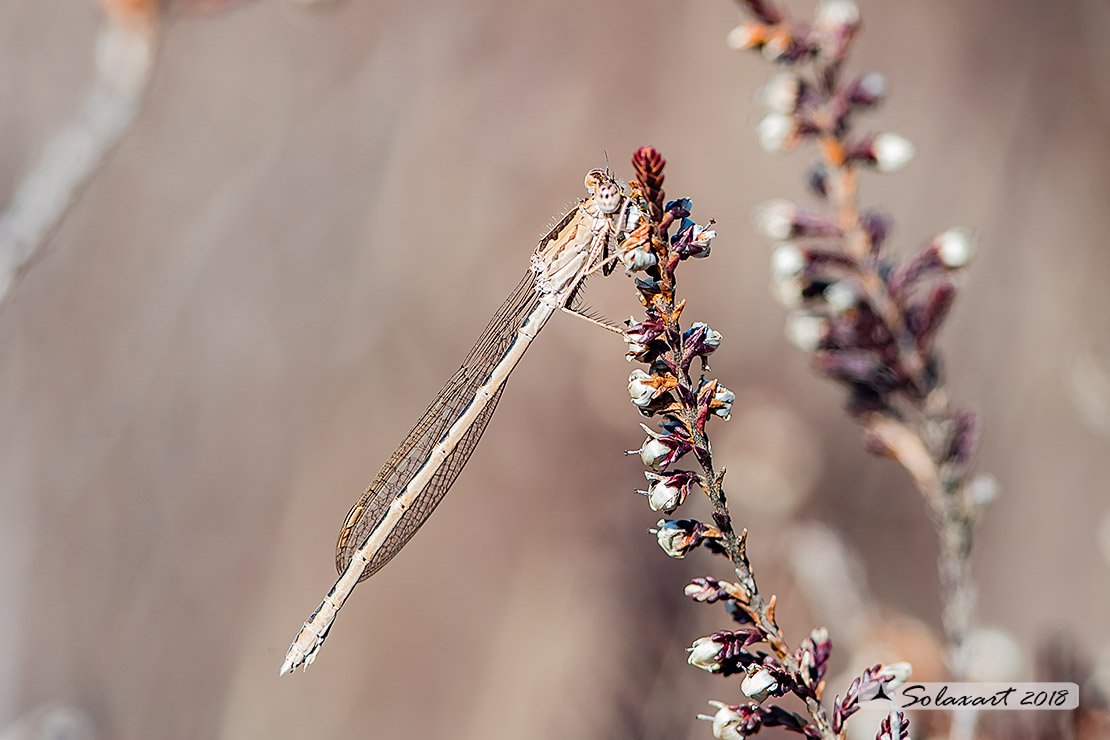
(654, 282), (838, 740)
(816, 121), (977, 683)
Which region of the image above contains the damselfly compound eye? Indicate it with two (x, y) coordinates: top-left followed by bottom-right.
(583, 168), (607, 192)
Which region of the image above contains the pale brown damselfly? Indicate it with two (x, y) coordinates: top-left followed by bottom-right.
(281, 167), (647, 675)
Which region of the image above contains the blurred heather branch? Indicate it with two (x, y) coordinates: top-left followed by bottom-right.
(725, 0), (995, 697)
(0, 0), (160, 308)
(0, 0), (336, 311)
(616, 146), (911, 740)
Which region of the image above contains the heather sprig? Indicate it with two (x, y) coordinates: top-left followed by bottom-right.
(619, 147), (909, 740)
(728, 0), (993, 684)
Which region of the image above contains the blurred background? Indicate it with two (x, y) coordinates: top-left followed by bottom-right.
(0, 1), (1107, 738)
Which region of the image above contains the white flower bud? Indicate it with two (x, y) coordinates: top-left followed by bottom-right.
(785, 313), (827, 352)
(713, 384), (735, 420)
(726, 23), (762, 51)
(966, 628), (1024, 682)
(756, 113), (797, 154)
(857, 72), (887, 101)
(654, 519), (699, 558)
(691, 322), (722, 351)
(770, 243), (805, 282)
(637, 435), (671, 469)
(741, 665), (780, 702)
(753, 199), (797, 240)
(622, 245), (658, 273)
(687, 636), (723, 671)
(760, 72), (802, 114)
(708, 703), (747, 740)
(770, 277), (804, 309)
(937, 227), (977, 268)
(624, 341), (648, 360)
(872, 133), (916, 173)
(878, 661), (913, 689)
(628, 369), (657, 408)
(816, 0), (860, 32)
(646, 479), (684, 513)
(967, 474), (999, 508)
(761, 34), (791, 63)
(690, 222), (717, 249)
(823, 281), (857, 313)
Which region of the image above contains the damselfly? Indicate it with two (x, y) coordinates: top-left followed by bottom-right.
(280, 167), (647, 675)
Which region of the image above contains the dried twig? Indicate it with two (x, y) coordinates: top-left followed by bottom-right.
(0, 0), (330, 309)
(0, 1), (161, 308)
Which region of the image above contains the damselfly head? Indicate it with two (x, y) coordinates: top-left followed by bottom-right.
(585, 167), (623, 214)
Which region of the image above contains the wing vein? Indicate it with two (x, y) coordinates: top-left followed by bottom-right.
(334, 269), (541, 580)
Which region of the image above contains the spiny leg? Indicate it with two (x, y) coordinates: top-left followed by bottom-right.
(560, 304), (624, 335)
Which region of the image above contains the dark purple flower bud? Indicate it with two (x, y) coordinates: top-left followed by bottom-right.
(664, 197), (692, 220)
(860, 209), (890, 254)
(726, 601), (757, 625)
(623, 314), (668, 362)
(672, 217), (716, 260)
(876, 710), (911, 740)
(845, 383), (891, 418)
(761, 705), (819, 738)
(890, 229), (976, 298)
(861, 428), (894, 458)
(684, 321), (722, 358)
(634, 276), (662, 301)
(624, 313), (665, 344)
(889, 247), (944, 297)
(824, 305), (895, 353)
(813, 349), (902, 393)
(945, 408), (978, 465)
(684, 576), (735, 603)
(691, 379), (733, 435)
(659, 415), (689, 436)
(805, 247), (859, 274)
(833, 663), (914, 734)
(795, 626), (832, 687)
(907, 280), (957, 347)
(846, 72), (887, 108)
(806, 162), (829, 199)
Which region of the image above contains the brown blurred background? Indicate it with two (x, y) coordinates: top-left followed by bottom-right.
(0, 1), (1108, 738)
